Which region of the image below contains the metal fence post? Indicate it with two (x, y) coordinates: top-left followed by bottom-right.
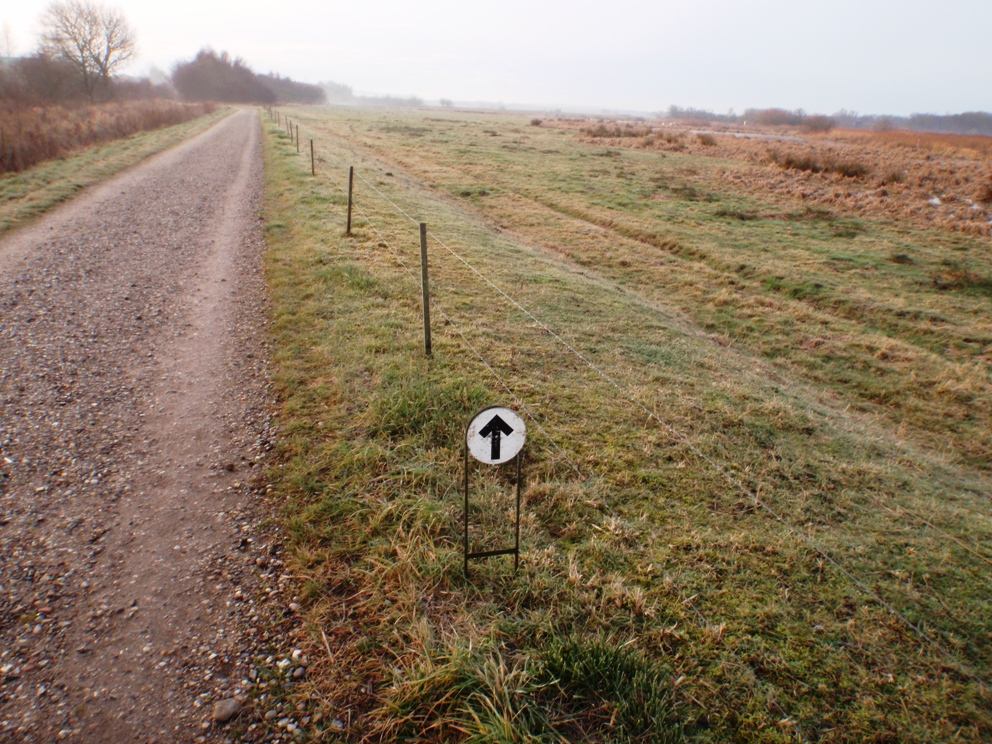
(420, 222), (432, 357)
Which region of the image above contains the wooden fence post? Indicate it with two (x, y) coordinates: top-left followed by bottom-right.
(346, 166), (354, 236)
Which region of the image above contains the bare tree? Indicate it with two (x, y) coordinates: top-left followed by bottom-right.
(1, 22), (15, 63)
(39, 0), (135, 101)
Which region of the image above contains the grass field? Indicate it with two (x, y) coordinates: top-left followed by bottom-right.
(259, 107), (992, 742)
(0, 106), (230, 236)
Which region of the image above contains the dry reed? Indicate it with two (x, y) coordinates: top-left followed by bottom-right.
(0, 100), (218, 174)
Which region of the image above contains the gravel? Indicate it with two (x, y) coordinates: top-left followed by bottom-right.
(0, 109), (294, 742)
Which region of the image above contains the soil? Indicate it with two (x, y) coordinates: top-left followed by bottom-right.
(0, 109), (287, 742)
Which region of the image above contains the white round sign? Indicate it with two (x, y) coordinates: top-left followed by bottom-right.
(466, 407), (526, 465)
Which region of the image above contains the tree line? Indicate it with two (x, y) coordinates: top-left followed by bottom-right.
(0, 0), (324, 107)
(170, 50), (324, 105)
(664, 105), (992, 136)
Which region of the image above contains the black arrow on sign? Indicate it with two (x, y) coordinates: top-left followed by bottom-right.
(478, 414), (514, 460)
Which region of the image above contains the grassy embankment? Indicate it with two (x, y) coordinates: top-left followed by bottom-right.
(0, 106), (230, 236)
(259, 107), (992, 742)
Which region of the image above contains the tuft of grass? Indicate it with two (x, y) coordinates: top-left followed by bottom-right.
(714, 207), (759, 221)
(881, 169), (907, 185)
(367, 364), (492, 449)
(586, 123), (652, 139)
(536, 636), (681, 742)
(932, 267), (992, 297)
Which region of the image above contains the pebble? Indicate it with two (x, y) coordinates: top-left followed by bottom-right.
(212, 697), (242, 723)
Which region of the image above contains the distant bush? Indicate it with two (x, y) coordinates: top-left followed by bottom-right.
(0, 100), (216, 173)
(530, 118), (542, 126)
(697, 133), (717, 146)
(802, 115), (835, 133)
(745, 108), (805, 126)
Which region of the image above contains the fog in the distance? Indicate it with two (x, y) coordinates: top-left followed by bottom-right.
(2, 0), (989, 116)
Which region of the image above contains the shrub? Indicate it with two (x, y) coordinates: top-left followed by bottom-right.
(530, 118), (542, 126)
(768, 150), (823, 173)
(696, 133), (717, 146)
(768, 149), (871, 179)
(832, 159), (871, 178)
(802, 115), (836, 133)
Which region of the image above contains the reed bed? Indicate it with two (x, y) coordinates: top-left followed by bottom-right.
(0, 100), (217, 173)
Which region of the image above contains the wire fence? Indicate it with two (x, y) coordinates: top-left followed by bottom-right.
(266, 108), (992, 702)
(271, 108), (817, 738)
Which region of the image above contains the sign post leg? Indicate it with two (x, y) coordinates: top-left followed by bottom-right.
(464, 444), (470, 578)
(515, 450), (523, 572)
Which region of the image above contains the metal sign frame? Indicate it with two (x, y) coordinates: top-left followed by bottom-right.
(463, 408), (524, 578)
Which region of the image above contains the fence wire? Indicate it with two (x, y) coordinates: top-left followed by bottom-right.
(271, 112), (990, 697)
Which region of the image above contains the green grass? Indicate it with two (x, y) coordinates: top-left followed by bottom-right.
(258, 108), (992, 742)
(0, 107), (231, 236)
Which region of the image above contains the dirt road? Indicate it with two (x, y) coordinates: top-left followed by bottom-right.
(0, 109), (280, 742)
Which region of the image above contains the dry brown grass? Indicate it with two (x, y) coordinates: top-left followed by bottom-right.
(867, 129), (992, 157)
(560, 118), (992, 236)
(0, 100), (218, 173)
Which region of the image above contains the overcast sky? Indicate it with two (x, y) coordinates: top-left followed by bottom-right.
(3, 0), (990, 115)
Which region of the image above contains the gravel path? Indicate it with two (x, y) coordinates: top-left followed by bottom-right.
(0, 109), (286, 742)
